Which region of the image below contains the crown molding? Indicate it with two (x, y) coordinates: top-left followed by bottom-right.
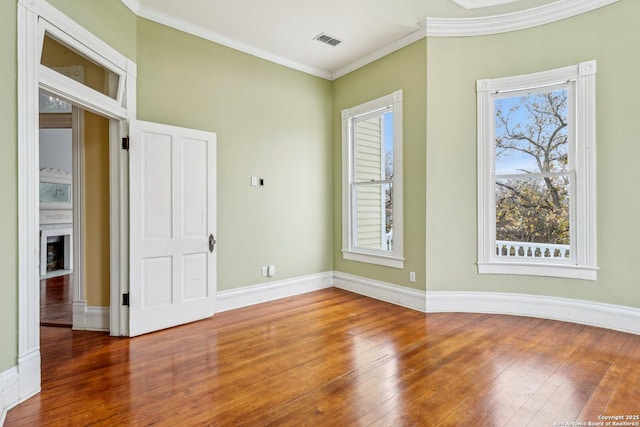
(121, 0), (332, 79)
(450, 0), (519, 9)
(118, 0), (619, 80)
(119, 0), (140, 15)
(331, 24), (426, 80)
(425, 0), (619, 37)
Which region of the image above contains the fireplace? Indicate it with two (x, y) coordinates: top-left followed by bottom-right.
(47, 236), (65, 271)
(40, 227), (73, 277)
(39, 168), (74, 277)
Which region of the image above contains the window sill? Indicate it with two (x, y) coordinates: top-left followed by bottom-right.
(343, 250), (404, 269)
(478, 261), (598, 281)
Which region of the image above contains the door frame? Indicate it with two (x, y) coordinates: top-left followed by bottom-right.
(17, 0), (136, 401)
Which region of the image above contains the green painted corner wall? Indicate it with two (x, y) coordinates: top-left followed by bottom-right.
(332, 39), (427, 291)
(0, 0), (18, 372)
(425, 0), (640, 308)
(135, 18), (334, 291)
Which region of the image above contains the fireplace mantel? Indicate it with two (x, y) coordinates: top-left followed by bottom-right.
(39, 168), (73, 277)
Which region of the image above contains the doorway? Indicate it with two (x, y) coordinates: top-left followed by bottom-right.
(17, 0), (135, 403)
(38, 92), (112, 329)
(39, 92), (74, 327)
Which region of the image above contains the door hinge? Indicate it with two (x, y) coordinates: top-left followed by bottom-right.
(122, 292), (130, 306)
(122, 136), (130, 151)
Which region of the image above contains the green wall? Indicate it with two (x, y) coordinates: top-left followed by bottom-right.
(136, 18), (334, 291)
(332, 39), (427, 291)
(0, 0), (18, 372)
(425, 0), (640, 308)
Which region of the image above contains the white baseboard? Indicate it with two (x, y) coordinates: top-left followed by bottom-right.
(333, 271), (426, 312)
(1, 349), (41, 426)
(331, 272), (640, 335)
(216, 271), (334, 313)
(426, 291), (640, 335)
(72, 301), (109, 332)
(0, 367), (19, 426)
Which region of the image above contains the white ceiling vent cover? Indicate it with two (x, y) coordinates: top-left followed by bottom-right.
(314, 33), (343, 47)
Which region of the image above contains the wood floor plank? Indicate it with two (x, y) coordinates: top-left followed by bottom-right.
(6, 288), (640, 426)
(367, 316), (560, 427)
(40, 274), (72, 327)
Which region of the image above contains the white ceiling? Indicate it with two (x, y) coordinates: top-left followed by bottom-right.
(124, 0), (584, 79)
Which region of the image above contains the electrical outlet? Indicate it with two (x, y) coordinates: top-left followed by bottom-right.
(267, 265), (275, 277)
(261, 266), (268, 277)
(409, 271), (416, 282)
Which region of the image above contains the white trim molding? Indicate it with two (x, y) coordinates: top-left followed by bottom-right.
(426, 0), (619, 37)
(216, 272), (334, 313)
(426, 291), (640, 336)
(331, 25), (426, 80)
(333, 271), (426, 312)
(72, 301), (110, 332)
(449, 0), (519, 9)
(1, 367), (20, 426)
(122, 1), (332, 80)
(119, 0), (140, 15)
(121, 0), (618, 80)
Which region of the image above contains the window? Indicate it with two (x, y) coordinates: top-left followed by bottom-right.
(342, 90), (403, 268)
(477, 61), (597, 280)
(41, 33), (121, 100)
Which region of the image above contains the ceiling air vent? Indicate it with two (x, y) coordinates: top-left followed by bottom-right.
(314, 33), (343, 47)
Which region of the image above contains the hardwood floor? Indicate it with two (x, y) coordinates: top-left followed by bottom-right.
(7, 288), (640, 426)
(40, 274), (72, 327)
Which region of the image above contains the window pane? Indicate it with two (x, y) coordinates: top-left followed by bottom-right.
(495, 176), (570, 257)
(495, 89), (568, 175)
(41, 33), (120, 100)
(354, 115), (383, 182)
(353, 183), (393, 251)
(354, 111), (393, 182)
(383, 111), (394, 180)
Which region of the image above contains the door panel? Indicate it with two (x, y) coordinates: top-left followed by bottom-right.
(142, 133), (173, 240)
(129, 120), (216, 337)
(182, 138), (208, 237)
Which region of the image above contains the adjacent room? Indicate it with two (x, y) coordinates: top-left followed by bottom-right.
(2, 0), (639, 425)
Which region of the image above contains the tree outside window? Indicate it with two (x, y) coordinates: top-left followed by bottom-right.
(494, 88), (571, 257)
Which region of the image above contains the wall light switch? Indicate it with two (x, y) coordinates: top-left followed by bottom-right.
(251, 176), (259, 187)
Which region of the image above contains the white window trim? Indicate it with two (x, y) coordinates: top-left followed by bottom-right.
(342, 90), (404, 269)
(476, 61), (597, 280)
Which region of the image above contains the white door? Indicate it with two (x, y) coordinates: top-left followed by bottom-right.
(129, 120), (217, 336)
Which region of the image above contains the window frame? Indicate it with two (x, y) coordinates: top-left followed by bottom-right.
(37, 18), (129, 118)
(476, 61), (597, 280)
(341, 90), (404, 268)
